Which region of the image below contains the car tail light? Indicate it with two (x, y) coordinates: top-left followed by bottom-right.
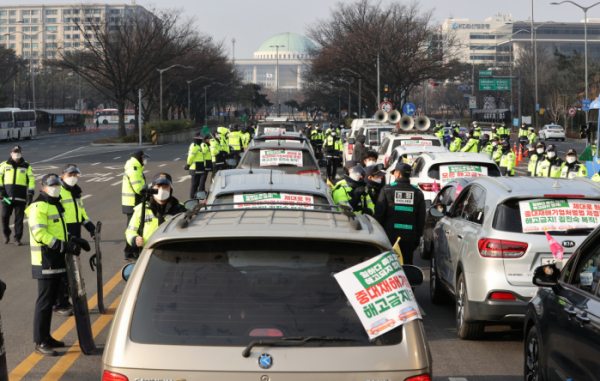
(405, 374), (431, 381)
(384, 156), (390, 167)
(410, 137), (423, 140)
(490, 292), (517, 300)
(418, 183), (434, 192)
(298, 169), (320, 176)
(478, 238), (528, 258)
(348, 144), (354, 154)
(543, 194), (585, 198)
(102, 371), (128, 381)
(249, 328), (284, 337)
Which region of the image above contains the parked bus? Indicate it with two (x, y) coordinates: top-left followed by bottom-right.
(93, 109), (136, 124)
(0, 108), (37, 140)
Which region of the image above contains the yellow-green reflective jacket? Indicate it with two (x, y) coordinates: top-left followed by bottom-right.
(125, 198), (186, 248)
(559, 162), (588, 179)
(0, 159), (35, 203)
(332, 179), (374, 215)
(121, 157), (146, 213)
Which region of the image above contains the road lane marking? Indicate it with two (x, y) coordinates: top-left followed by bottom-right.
(81, 195), (92, 200)
(91, 162), (101, 166)
(39, 296), (122, 381)
(176, 175), (190, 183)
(111, 180), (123, 186)
(31, 147), (86, 164)
(174, 158), (180, 161)
(8, 271), (122, 381)
(449, 378), (468, 381)
(113, 156), (121, 160)
(159, 164), (167, 167)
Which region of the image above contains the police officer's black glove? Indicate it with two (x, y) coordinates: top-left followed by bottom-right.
(184, 164), (190, 171)
(59, 240), (80, 256)
(26, 194), (33, 206)
(0, 187), (6, 199)
(71, 237), (91, 252)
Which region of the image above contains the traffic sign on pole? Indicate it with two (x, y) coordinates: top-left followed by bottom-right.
(568, 107), (577, 116)
(413, 110), (421, 118)
(479, 79), (511, 91)
(380, 102), (393, 112)
(469, 97), (477, 109)
(458, 86), (470, 90)
(582, 99), (591, 112)
(403, 103), (415, 116)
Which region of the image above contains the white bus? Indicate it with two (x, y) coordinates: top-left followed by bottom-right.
(93, 108), (136, 124)
(0, 108), (37, 140)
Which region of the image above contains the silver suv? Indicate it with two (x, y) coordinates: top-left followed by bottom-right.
(103, 206), (431, 380)
(427, 177), (600, 340)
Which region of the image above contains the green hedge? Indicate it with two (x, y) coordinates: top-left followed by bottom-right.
(142, 120), (195, 141)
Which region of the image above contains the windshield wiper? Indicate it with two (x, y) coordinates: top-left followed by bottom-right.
(242, 336), (358, 357)
(565, 228), (595, 235)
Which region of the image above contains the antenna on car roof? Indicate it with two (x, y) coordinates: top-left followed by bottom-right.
(552, 180), (562, 189)
(249, 162), (253, 174)
(269, 169), (273, 185)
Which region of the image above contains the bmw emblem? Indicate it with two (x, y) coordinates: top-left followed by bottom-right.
(258, 353), (273, 369)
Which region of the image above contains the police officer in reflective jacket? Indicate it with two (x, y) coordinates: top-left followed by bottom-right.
(122, 150), (148, 260)
(185, 133), (211, 198)
(536, 145), (564, 177)
(560, 149), (587, 178)
(25, 174), (89, 356)
(126, 173), (187, 249)
(0, 145), (35, 245)
(375, 163), (425, 265)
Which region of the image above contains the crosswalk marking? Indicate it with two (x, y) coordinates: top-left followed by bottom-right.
(174, 158), (180, 161)
(113, 156), (121, 160)
(111, 180), (122, 186)
(159, 164), (167, 167)
(176, 175), (190, 183)
(91, 162), (101, 166)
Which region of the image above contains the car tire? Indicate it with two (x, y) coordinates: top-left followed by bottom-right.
(524, 325), (544, 381)
(561, 138), (565, 142)
(420, 237), (431, 260)
(430, 255), (448, 304)
(103, 120), (109, 125)
(456, 273), (485, 340)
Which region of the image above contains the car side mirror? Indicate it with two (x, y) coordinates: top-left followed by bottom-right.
(533, 264), (560, 288)
(377, 163), (385, 171)
(184, 199), (200, 210)
(402, 265), (424, 288)
(348, 137), (356, 144)
(195, 191), (207, 200)
(121, 262), (135, 282)
(429, 204), (446, 218)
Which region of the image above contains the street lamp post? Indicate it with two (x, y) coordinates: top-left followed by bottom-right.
(187, 76), (213, 121)
(269, 44), (285, 117)
(204, 85), (211, 127)
(552, 1), (600, 108)
(340, 79), (352, 120)
(157, 64), (194, 121)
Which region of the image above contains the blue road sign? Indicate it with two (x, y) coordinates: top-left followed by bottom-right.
(583, 99), (591, 112)
(536, 104), (540, 111)
(403, 103), (416, 116)
(513, 118), (519, 127)
(510, 105), (514, 112)
(458, 86), (470, 90)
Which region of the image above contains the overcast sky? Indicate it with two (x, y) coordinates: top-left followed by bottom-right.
(14, 0), (598, 57)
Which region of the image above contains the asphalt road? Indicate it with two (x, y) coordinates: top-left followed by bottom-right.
(0, 131), (589, 381)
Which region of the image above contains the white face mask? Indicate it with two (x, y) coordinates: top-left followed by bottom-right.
(365, 161), (376, 167)
(142, 159), (147, 166)
(567, 156), (577, 164)
(46, 185), (61, 198)
(12, 153), (21, 160)
(373, 178), (382, 184)
(537, 148), (544, 154)
(492, 142), (498, 147)
(349, 172), (362, 182)
(547, 152), (556, 159)
(154, 188), (170, 202)
(64, 176), (78, 186)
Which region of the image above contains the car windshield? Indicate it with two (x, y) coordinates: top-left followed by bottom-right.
(239, 148), (318, 173)
(426, 162), (501, 180)
(212, 192), (330, 210)
(391, 138), (441, 152)
(493, 198), (600, 235)
(130, 239), (402, 347)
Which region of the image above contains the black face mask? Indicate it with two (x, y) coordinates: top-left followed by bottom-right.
(193, 138), (202, 145)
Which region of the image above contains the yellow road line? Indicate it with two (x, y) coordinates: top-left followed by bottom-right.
(9, 271), (122, 381)
(40, 296), (122, 381)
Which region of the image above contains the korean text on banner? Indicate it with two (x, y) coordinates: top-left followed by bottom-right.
(400, 140), (433, 147)
(440, 165), (488, 185)
(233, 193), (314, 209)
(519, 199), (600, 232)
(334, 252), (422, 340)
(264, 127), (286, 133)
(259, 150), (303, 167)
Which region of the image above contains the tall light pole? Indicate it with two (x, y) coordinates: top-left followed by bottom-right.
(203, 85), (211, 127)
(552, 1), (600, 106)
(187, 76), (213, 120)
(377, 51), (381, 107)
(340, 79), (352, 120)
(270, 44), (285, 116)
(157, 64), (193, 121)
(232, 38), (236, 65)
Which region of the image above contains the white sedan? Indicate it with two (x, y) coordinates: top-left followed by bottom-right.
(539, 125), (565, 141)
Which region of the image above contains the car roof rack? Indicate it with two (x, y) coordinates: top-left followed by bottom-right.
(176, 202), (361, 230)
(476, 177), (513, 192)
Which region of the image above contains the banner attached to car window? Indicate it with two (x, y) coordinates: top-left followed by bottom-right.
(519, 199), (600, 232)
(400, 140), (433, 147)
(264, 127), (286, 133)
(440, 164), (488, 185)
(233, 193), (314, 209)
(260, 150), (303, 166)
(334, 252), (422, 340)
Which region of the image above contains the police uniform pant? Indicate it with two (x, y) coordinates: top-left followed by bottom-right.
(34, 278), (61, 343)
(190, 173), (202, 199)
(213, 163), (224, 176)
(326, 156), (340, 181)
(124, 213), (137, 259)
(386, 232), (418, 265)
(2, 202), (25, 241)
(52, 276), (71, 311)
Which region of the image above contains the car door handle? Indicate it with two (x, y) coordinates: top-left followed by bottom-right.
(576, 313), (591, 324)
(457, 234), (464, 240)
(564, 307), (577, 316)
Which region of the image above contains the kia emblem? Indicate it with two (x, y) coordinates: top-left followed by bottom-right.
(562, 240), (576, 248)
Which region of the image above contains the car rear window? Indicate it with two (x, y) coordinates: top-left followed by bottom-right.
(240, 148), (317, 171)
(258, 126), (296, 134)
(493, 198), (600, 235)
(391, 139), (441, 151)
(427, 162), (500, 180)
(130, 239), (402, 347)
(212, 192), (330, 209)
(364, 127), (393, 146)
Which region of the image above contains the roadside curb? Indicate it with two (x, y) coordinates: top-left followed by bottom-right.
(565, 138), (586, 142)
(90, 143), (156, 147)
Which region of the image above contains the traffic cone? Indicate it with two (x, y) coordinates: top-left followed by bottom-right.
(518, 143), (523, 163)
(70, 129), (73, 134)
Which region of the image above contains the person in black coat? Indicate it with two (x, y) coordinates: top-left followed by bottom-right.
(352, 134), (368, 164)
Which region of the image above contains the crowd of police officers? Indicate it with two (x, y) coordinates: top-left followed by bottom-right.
(0, 119), (594, 357)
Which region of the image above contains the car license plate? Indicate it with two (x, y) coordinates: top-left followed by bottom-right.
(542, 258), (556, 265)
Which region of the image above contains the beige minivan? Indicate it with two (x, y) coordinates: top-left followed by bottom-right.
(102, 206), (432, 381)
